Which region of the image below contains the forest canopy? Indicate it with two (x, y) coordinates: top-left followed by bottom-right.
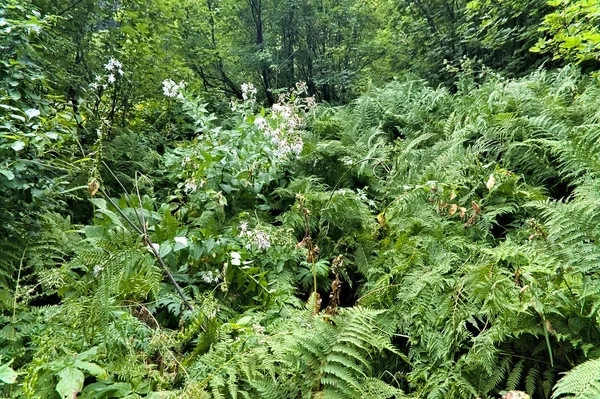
(3, 0), (600, 398)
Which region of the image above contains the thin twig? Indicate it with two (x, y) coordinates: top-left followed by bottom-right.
(100, 190), (194, 311)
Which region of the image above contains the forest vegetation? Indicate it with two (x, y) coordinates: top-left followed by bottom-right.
(3, 0), (600, 398)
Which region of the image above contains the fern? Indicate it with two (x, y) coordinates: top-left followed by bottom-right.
(553, 359), (600, 399)
(189, 304), (403, 398)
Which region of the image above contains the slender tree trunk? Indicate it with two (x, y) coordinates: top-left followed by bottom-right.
(249, 0), (274, 104)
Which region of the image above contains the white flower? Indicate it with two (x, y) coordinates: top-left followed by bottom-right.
(240, 222), (249, 233)
(107, 74), (115, 84)
(95, 75), (102, 82)
(254, 117), (267, 130)
(104, 58), (122, 72)
(295, 81), (308, 94)
(253, 323), (266, 334)
(162, 79), (176, 97)
(93, 265), (104, 277)
(117, 69), (124, 76)
(241, 82), (257, 101)
(90, 82), (98, 90)
(230, 251), (242, 266)
(254, 230), (271, 250)
(272, 103), (292, 118)
(486, 174), (496, 190)
(287, 114), (301, 130)
(200, 270), (220, 284)
(291, 136), (303, 155)
(184, 178), (198, 193)
(162, 79), (186, 98)
(104, 58), (115, 71)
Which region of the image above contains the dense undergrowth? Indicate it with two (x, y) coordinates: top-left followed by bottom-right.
(5, 1), (600, 399)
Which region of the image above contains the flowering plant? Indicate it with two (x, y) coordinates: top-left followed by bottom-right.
(162, 81), (316, 215)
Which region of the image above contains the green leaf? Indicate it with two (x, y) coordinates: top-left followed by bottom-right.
(85, 225), (105, 238)
(24, 108), (40, 120)
(10, 141), (25, 151)
(96, 209), (124, 228)
(8, 90), (21, 100)
(74, 346), (98, 362)
(0, 359), (18, 385)
(72, 360), (107, 379)
(173, 236), (189, 251)
(159, 241), (173, 258)
(561, 36), (582, 49)
(56, 367), (84, 399)
(9, 114), (25, 122)
(0, 169), (14, 181)
(89, 198), (108, 210)
(236, 316), (253, 326)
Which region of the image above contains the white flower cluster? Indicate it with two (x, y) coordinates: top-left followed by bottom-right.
(89, 58), (123, 90)
(268, 103), (304, 159)
(162, 79), (186, 99)
(295, 81), (308, 94)
(239, 222), (271, 251)
(104, 57), (123, 84)
(241, 82), (257, 101)
(184, 178), (198, 193)
(251, 81), (317, 159)
(199, 270), (221, 284)
(104, 57), (123, 74)
(254, 116), (268, 130)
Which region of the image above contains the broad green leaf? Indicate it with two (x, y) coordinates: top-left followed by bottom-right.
(90, 198), (107, 210)
(74, 346), (98, 361)
(85, 225), (105, 238)
(96, 209), (124, 228)
(173, 236), (188, 251)
(0, 169), (14, 181)
(56, 367), (84, 399)
(236, 316), (253, 326)
(0, 359), (17, 385)
(9, 114), (25, 122)
(159, 241), (173, 258)
(10, 141), (25, 151)
(24, 108), (40, 120)
(72, 360), (107, 379)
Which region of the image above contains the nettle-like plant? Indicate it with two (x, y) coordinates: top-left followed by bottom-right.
(0, 0), (77, 238)
(162, 81), (315, 212)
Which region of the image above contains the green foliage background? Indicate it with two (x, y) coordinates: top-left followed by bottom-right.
(4, 0), (600, 398)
